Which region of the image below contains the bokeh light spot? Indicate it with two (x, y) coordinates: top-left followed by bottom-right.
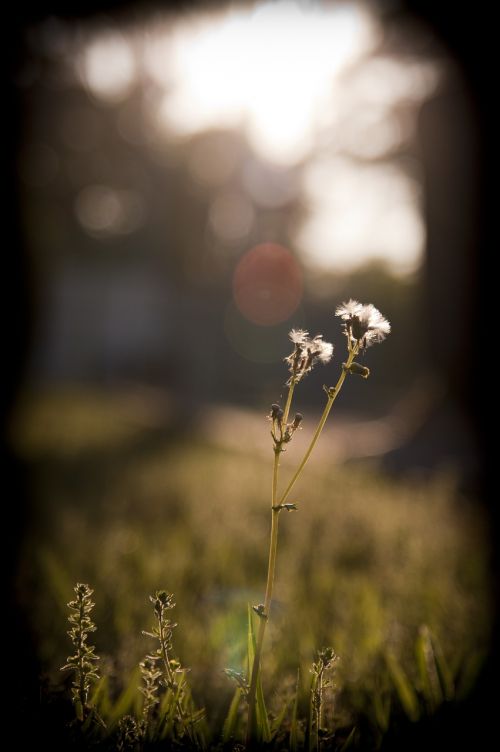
(232, 243), (302, 326)
(75, 185), (145, 237)
(80, 31), (136, 104)
(298, 157), (424, 274)
(242, 159), (298, 209)
(187, 134), (240, 188)
(209, 192), (254, 244)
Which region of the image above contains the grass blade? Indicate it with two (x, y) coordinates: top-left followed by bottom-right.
(107, 667), (141, 726)
(385, 650), (419, 722)
(305, 672), (317, 752)
(373, 684), (391, 733)
(256, 680), (271, 743)
(247, 605), (271, 742)
(247, 604), (255, 676)
(160, 676), (186, 740)
(429, 629), (455, 700)
(89, 675), (111, 721)
(222, 686), (242, 743)
(271, 697), (291, 740)
(416, 625), (442, 710)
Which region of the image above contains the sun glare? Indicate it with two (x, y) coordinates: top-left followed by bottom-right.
(150, 1), (377, 164)
(74, 0), (441, 275)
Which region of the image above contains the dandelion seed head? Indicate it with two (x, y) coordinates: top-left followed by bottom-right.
(311, 336), (334, 363)
(289, 328), (309, 344)
(364, 304), (391, 335)
(336, 300), (390, 348)
(285, 330), (334, 383)
(335, 299), (363, 320)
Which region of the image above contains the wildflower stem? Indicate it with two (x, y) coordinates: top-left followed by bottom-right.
(157, 611), (175, 687)
(61, 584), (100, 724)
(278, 346), (358, 507)
(281, 380), (296, 428)
(246, 338), (359, 747)
(77, 598), (87, 720)
(156, 611), (194, 745)
(246, 447), (281, 746)
(272, 446), (280, 509)
(316, 667), (324, 751)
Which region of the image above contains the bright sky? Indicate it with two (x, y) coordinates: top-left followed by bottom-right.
(77, 0), (440, 276)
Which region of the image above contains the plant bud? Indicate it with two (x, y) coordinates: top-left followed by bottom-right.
(345, 361), (370, 379)
(270, 403), (283, 422)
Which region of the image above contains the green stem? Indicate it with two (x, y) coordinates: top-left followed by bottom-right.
(281, 380), (296, 428)
(278, 347), (358, 507)
(247, 377), (296, 744)
(78, 599), (87, 721)
(157, 614), (195, 745)
(245, 348), (356, 747)
(317, 669), (323, 752)
(246, 448), (281, 746)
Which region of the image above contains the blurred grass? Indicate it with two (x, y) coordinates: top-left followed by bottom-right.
(12, 387), (491, 734)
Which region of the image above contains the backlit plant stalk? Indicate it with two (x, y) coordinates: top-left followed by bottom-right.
(142, 590), (201, 746)
(245, 301), (390, 747)
(309, 647), (338, 751)
(60, 583), (100, 723)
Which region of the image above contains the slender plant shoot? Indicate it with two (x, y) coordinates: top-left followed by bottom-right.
(245, 300), (391, 746)
(60, 583), (101, 723)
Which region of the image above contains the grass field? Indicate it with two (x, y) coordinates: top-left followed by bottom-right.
(12, 387), (491, 748)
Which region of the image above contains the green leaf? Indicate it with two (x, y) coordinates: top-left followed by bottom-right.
(107, 667), (141, 726)
(155, 687), (175, 740)
(160, 672), (196, 743)
(385, 650), (420, 722)
(429, 629), (455, 701)
(305, 672), (317, 752)
(172, 681), (201, 748)
(247, 605), (271, 743)
(373, 685), (391, 732)
(416, 625), (444, 711)
(256, 678), (271, 743)
(247, 603), (255, 676)
(270, 697), (291, 740)
(222, 686), (242, 743)
(160, 685), (182, 740)
(90, 676), (111, 718)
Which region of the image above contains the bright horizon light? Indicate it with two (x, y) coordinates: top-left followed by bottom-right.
(152, 1), (377, 165)
(75, 0), (442, 276)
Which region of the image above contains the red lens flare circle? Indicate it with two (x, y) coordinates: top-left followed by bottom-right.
(232, 243), (303, 326)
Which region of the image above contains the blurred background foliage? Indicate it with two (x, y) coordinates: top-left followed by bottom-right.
(7, 0), (492, 745)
